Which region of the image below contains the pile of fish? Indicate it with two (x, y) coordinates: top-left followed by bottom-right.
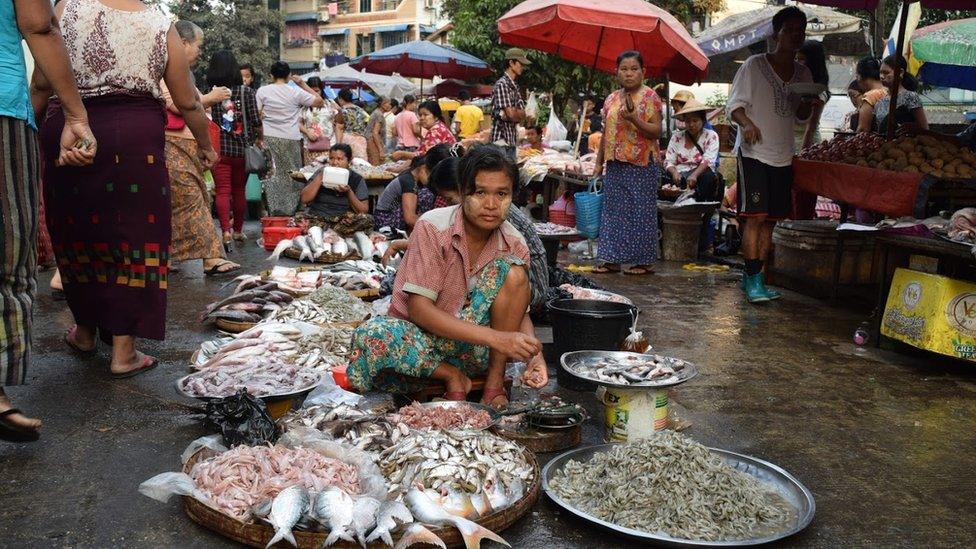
(270, 229), (390, 265)
(193, 322), (344, 376)
(302, 284), (372, 324)
(314, 260), (394, 291)
(179, 359), (320, 398)
(533, 222), (578, 236)
(569, 353), (689, 386)
(380, 430), (534, 511)
(280, 404), (410, 454)
(558, 284), (632, 304)
(548, 432), (792, 541)
(296, 325), (355, 359)
(391, 402), (493, 431)
(264, 266), (326, 293)
(200, 281), (296, 324)
(265, 297), (366, 327)
(189, 444), (362, 521)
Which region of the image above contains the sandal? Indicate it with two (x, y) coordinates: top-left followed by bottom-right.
(443, 391), (467, 401)
(222, 233), (233, 254)
(592, 264), (621, 274)
(624, 266), (654, 276)
(204, 260), (241, 277)
(0, 408), (40, 442)
(480, 387), (509, 408)
(64, 326), (97, 357)
(111, 355), (158, 379)
(233, 232), (247, 242)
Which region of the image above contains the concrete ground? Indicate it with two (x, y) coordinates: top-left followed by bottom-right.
(2, 221), (975, 548)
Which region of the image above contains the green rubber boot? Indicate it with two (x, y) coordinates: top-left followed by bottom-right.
(743, 273), (770, 303)
(758, 273), (781, 300)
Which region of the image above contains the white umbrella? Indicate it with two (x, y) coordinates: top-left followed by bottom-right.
(301, 63), (418, 101)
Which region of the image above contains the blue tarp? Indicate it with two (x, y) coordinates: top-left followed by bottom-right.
(919, 63), (976, 92)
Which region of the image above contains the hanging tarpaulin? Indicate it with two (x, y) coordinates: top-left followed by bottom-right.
(695, 5), (863, 57)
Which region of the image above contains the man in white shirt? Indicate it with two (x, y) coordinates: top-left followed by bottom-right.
(727, 6), (819, 304)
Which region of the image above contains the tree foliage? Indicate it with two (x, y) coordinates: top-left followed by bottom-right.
(841, 2), (974, 54)
(168, 0), (283, 84)
(444, 0), (722, 119)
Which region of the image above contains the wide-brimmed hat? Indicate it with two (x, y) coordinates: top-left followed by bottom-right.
(671, 90), (695, 104)
(675, 99), (711, 118)
(505, 48), (532, 66)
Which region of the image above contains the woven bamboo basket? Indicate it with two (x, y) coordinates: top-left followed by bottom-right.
(180, 446), (541, 548)
(214, 318), (258, 334)
(282, 247), (361, 264)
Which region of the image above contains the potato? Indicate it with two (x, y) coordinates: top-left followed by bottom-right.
(932, 158), (945, 169)
(898, 140), (915, 152)
(856, 159), (870, 167)
(886, 147), (907, 159)
(869, 151), (885, 162)
(905, 165), (920, 173)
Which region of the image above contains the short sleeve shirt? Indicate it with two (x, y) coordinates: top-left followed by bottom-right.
(665, 128), (720, 173)
(455, 104), (485, 138)
(419, 121), (457, 155)
(256, 83), (318, 140)
(367, 109), (386, 137)
(307, 170), (368, 217)
(602, 86), (662, 166)
(395, 110), (421, 148)
(491, 74), (523, 146)
(375, 170), (417, 213)
(389, 205), (530, 320)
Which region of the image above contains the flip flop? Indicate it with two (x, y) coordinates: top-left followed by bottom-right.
(204, 260), (241, 277)
(480, 387), (509, 408)
(624, 266), (654, 276)
(592, 265), (621, 274)
(0, 408), (40, 442)
(111, 356), (158, 379)
(443, 391), (467, 401)
(64, 326), (97, 357)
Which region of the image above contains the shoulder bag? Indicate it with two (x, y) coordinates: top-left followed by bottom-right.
(240, 86), (271, 176)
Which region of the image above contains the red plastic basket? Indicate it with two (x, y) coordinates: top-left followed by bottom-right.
(260, 216), (292, 228)
(549, 209), (576, 228)
(262, 226), (303, 250)
(332, 364), (352, 390)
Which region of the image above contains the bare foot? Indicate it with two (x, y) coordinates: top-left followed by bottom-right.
(445, 370), (473, 396)
(0, 394), (41, 432)
(50, 269), (63, 291)
(66, 325), (96, 352)
(110, 350), (156, 376)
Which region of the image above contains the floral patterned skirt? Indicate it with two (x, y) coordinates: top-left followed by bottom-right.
(347, 257), (520, 393)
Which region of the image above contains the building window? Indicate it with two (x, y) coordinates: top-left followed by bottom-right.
(382, 30), (408, 48)
(356, 33), (375, 56)
(324, 35), (349, 56)
(359, 0), (371, 13)
(379, 0), (397, 10)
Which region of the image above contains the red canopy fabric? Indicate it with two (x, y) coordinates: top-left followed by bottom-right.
(798, 0), (975, 9)
(497, 0), (708, 85)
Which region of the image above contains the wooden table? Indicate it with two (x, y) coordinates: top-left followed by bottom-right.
(871, 234), (975, 347)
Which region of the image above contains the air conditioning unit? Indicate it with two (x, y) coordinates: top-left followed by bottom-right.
(424, 0), (436, 10)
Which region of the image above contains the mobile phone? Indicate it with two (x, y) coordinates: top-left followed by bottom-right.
(625, 95), (635, 112)
(73, 138), (92, 150)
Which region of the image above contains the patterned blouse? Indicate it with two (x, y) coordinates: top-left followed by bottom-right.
(342, 104), (369, 136)
(873, 90), (923, 133)
(665, 128), (720, 173)
(210, 86), (260, 158)
(419, 121), (456, 155)
(602, 86), (662, 167)
(60, 0), (170, 101)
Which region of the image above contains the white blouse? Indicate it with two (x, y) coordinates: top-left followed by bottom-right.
(665, 128), (720, 173)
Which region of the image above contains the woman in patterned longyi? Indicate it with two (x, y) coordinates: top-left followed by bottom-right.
(35, 0), (216, 377)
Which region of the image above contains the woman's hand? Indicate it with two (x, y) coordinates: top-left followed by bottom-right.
(198, 146), (218, 170)
(619, 107), (638, 126)
(592, 161), (603, 178)
(521, 353), (548, 388)
(741, 120), (762, 145)
(686, 174), (698, 189)
(381, 239), (408, 267)
(58, 116), (97, 167)
(491, 331), (541, 363)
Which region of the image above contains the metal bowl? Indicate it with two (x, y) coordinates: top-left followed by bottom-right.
(561, 350), (698, 390)
(403, 401), (502, 432)
(543, 443), (816, 546)
(174, 372), (322, 403)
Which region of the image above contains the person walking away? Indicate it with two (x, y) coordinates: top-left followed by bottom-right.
(1, 0), (95, 442)
(256, 61), (324, 215)
(491, 48), (530, 160)
(727, 6), (817, 303)
(208, 50), (262, 250)
(367, 97), (392, 165)
(163, 23), (239, 275)
(453, 90), (484, 139)
(591, 51), (663, 277)
(334, 88), (368, 160)
(37, 0), (216, 376)
(394, 94), (421, 152)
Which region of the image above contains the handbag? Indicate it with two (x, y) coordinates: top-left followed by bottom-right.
(165, 111), (185, 131)
(574, 178), (603, 239)
(238, 88), (269, 175)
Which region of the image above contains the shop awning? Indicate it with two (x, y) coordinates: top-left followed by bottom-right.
(319, 28), (350, 37)
(696, 5), (862, 57)
(373, 24), (408, 33)
(419, 25), (437, 34)
(285, 12), (318, 23)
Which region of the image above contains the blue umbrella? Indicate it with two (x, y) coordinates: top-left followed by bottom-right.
(349, 40), (492, 80)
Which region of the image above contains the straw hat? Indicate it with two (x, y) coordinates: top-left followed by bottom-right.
(675, 99), (711, 119)
(671, 90), (695, 104)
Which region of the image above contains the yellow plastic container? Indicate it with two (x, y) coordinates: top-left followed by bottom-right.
(598, 387), (669, 441)
(882, 268), (976, 362)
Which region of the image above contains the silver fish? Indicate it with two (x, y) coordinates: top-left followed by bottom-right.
(332, 239), (349, 256)
(267, 239), (294, 262)
(265, 486), (309, 548)
(366, 500), (413, 547)
(312, 487), (355, 546)
(353, 231), (375, 259)
(393, 523), (446, 549)
(351, 496), (382, 547)
(405, 488), (509, 549)
(293, 235), (314, 262)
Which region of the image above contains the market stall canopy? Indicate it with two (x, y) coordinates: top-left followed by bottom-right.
(796, 0), (973, 9)
(434, 79), (494, 98)
(496, 0), (708, 85)
(349, 41), (492, 80)
(695, 5), (864, 57)
(912, 17), (976, 91)
(301, 63), (418, 101)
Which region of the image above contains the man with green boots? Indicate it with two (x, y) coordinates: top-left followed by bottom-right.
(727, 6), (820, 303)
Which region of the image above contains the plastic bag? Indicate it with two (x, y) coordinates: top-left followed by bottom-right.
(303, 373), (362, 409)
(525, 92), (539, 119)
(545, 110), (568, 143)
(204, 389), (278, 447)
(180, 434), (228, 465)
(139, 472), (208, 504)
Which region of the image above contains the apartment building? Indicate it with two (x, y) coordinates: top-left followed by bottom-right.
(279, 0), (449, 73)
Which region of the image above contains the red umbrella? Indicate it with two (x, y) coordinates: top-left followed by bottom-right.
(497, 0), (708, 85)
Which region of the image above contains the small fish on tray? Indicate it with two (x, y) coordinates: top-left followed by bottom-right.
(563, 351), (696, 387)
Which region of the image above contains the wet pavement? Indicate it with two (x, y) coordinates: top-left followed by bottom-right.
(2, 221), (975, 548)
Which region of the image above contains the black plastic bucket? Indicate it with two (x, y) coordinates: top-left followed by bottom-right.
(547, 298), (638, 391)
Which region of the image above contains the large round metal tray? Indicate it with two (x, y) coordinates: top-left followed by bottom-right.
(174, 372), (321, 403)
(542, 443), (816, 546)
(560, 350), (698, 390)
(400, 401), (502, 432)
